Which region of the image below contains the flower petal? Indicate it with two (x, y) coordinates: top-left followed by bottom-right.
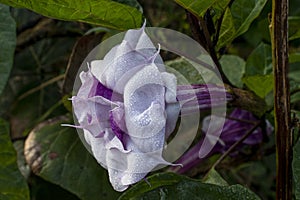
(123, 22), (155, 51)
(90, 25), (165, 94)
(76, 69), (98, 98)
(161, 72), (180, 138)
(72, 95), (117, 137)
(109, 103), (127, 143)
(124, 64), (166, 138)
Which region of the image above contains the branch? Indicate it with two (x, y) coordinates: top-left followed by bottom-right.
(17, 74), (65, 101)
(186, 11), (233, 86)
(271, 0), (293, 199)
(186, 11), (207, 48)
(16, 18), (82, 53)
(227, 86), (268, 117)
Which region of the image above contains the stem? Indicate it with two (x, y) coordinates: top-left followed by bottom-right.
(185, 11), (207, 49)
(185, 11), (232, 86)
(16, 18), (81, 53)
(17, 74), (65, 101)
(228, 86), (268, 117)
(271, 0), (293, 199)
(198, 17), (232, 86)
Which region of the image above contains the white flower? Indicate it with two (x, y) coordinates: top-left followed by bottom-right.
(71, 24), (180, 191)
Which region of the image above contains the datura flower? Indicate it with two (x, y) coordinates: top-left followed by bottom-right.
(169, 108), (273, 174)
(67, 24), (231, 191)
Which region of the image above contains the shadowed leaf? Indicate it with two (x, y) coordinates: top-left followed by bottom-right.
(0, 4), (16, 96)
(245, 43), (272, 76)
(220, 55), (245, 88)
(293, 138), (300, 200)
(0, 119), (30, 200)
(119, 172), (260, 200)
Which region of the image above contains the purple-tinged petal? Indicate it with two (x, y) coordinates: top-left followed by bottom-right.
(95, 81), (113, 100)
(76, 68), (99, 98)
(90, 25), (165, 94)
(124, 64), (166, 139)
(72, 94), (118, 137)
(91, 48), (164, 94)
(161, 72), (180, 138)
(109, 103), (127, 144)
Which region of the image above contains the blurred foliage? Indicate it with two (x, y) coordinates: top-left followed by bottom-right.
(0, 0), (299, 199)
(0, 4), (16, 96)
(294, 136), (300, 200)
(0, 118), (29, 200)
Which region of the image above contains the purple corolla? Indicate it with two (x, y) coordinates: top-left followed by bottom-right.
(169, 108), (273, 174)
(67, 24), (232, 191)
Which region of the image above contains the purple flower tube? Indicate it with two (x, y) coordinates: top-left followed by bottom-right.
(169, 108), (273, 174)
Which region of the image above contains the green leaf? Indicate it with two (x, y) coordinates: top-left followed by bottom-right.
(242, 74), (273, 98)
(290, 0), (300, 16)
(24, 116), (119, 200)
(245, 43), (272, 76)
(174, 0), (220, 17)
(289, 16), (300, 41)
(0, 119), (30, 200)
(289, 53), (300, 63)
(0, 4), (16, 96)
(231, 0), (267, 37)
(289, 29), (300, 41)
(289, 60), (300, 83)
(0, 0), (142, 30)
(220, 55), (245, 88)
(217, 0), (267, 48)
(217, 8), (236, 48)
(165, 58), (204, 84)
(113, 0), (142, 11)
(293, 138), (300, 200)
(119, 173), (260, 200)
(202, 168), (228, 186)
(291, 92), (300, 104)
(289, 71), (300, 83)
(211, 0), (230, 20)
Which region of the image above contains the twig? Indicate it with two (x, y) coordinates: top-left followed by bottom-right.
(185, 10), (207, 48)
(228, 86), (268, 117)
(198, 17), (232, 86)
(270, 0), (293, 199)
(186, 11), (232, 86)
(16, 18), (81, 53)
(17, 74), (65, 101)
(208, 121), (261, 171)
